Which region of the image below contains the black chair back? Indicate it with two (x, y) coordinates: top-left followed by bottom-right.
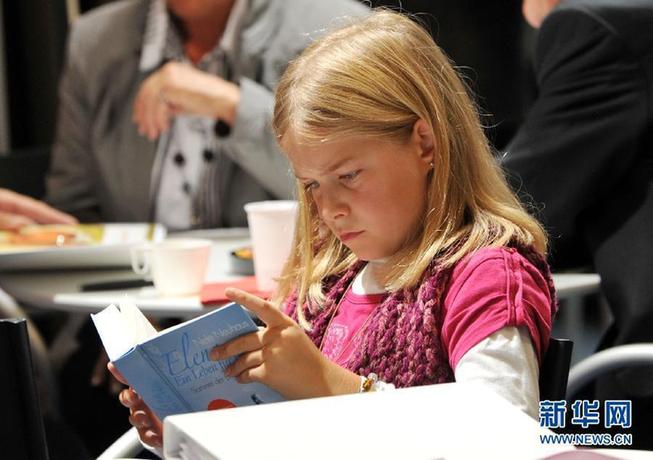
(539, 337), (573, 401)
(0, 319), (50, 460)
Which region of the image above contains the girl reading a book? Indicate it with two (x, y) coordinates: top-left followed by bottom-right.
(114, 10), (556, 448)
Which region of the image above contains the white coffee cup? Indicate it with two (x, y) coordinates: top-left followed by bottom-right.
(130, 238), (212, 296)
(244, 200), (298, 292)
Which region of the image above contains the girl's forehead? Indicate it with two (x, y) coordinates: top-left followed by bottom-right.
(285, 134), (408, 178)
(284, 132), (387, 158)
(285, 138), (358, 176)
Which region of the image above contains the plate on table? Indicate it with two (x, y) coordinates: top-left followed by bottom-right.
(0, 223), (166, 271)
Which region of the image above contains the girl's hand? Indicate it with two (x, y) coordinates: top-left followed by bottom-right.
(209, 288), (360, 400)
(90, 351), (124, 395)
(108, 363), (163, 448)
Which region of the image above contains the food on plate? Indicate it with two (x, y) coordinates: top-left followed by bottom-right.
(1, 225), (89, 247)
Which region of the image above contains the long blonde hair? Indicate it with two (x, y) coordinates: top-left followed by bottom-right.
(272, 10), (547, 329)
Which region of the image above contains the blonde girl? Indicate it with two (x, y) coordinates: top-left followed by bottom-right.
(115, 10), (556, 448)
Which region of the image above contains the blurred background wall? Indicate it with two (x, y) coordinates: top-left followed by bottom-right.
(1, 0), (66, 152)
(0, 0), (113, 153)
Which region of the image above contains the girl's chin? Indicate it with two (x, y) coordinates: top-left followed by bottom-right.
(345, 244), (393, 262)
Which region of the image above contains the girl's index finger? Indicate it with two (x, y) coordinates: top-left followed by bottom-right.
(224, 287), (288, 327)
(107, 362), (128, 385)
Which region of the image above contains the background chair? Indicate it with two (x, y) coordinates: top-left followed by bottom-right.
(0, 318), (50, 460)
(96, 427), (143, 460)
(567, 343), (653, 397)
(0, 291), (60, 417)
(539, 337), (574, 401)
(0, 317), (91, 459)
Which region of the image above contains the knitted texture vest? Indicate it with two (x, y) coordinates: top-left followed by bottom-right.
(285, 244), (556, 388)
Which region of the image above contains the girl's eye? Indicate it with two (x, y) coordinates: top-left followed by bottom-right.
(339, 170), (361, 182)
(304, 181), (319, 192)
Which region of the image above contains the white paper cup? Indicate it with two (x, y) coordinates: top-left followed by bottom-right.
(244, 200), (298, 292)
(130, 238), (212, 296)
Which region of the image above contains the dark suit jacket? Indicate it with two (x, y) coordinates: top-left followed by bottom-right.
(503, 0), (653, 346)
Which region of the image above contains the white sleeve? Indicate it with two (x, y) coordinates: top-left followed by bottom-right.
(454, 326), (540, 419)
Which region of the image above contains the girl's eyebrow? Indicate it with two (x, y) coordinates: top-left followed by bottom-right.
(294, 157), (356, 180)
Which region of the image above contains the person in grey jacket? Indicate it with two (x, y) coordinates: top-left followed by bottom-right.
(46, 0), (368, 230)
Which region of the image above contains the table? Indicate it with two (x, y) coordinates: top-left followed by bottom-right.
(52, 273), (602, 317)
(0, 229), (250, 318)
(0, 247), (602, 319)
(0, 244), (601, 369)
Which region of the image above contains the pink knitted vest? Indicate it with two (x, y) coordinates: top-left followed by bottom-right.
(285, 245), (555, 388)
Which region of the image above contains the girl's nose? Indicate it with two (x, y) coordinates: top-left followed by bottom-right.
(318, 189), (348, 221)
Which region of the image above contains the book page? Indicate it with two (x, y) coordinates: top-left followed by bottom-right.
(91, 298), (157, 361)
(119, 297), (158, 343)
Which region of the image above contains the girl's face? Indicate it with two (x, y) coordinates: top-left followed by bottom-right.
(285, 123), (434, 261)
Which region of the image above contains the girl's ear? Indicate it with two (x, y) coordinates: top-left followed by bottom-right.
(411, 118), (435, 169)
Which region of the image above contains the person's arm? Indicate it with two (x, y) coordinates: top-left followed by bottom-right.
(502, 8), (646, 240)
(132, 62), (241, 139)
(45, 22), (102, 221)
(0, 188), (77, 230)
(441, 248), (554, 417)
(132, 63), (293, 200)
(220, 77), (294, 199)
(455, 326), (540, 419)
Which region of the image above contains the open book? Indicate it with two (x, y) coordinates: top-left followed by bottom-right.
(91, 299), (284, 420)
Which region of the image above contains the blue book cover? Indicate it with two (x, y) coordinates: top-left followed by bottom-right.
(91, 299), (284, 420)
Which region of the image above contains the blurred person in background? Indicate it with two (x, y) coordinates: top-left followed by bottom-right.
(503, 0), (653, 448)
(46, 0), (367, 231)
